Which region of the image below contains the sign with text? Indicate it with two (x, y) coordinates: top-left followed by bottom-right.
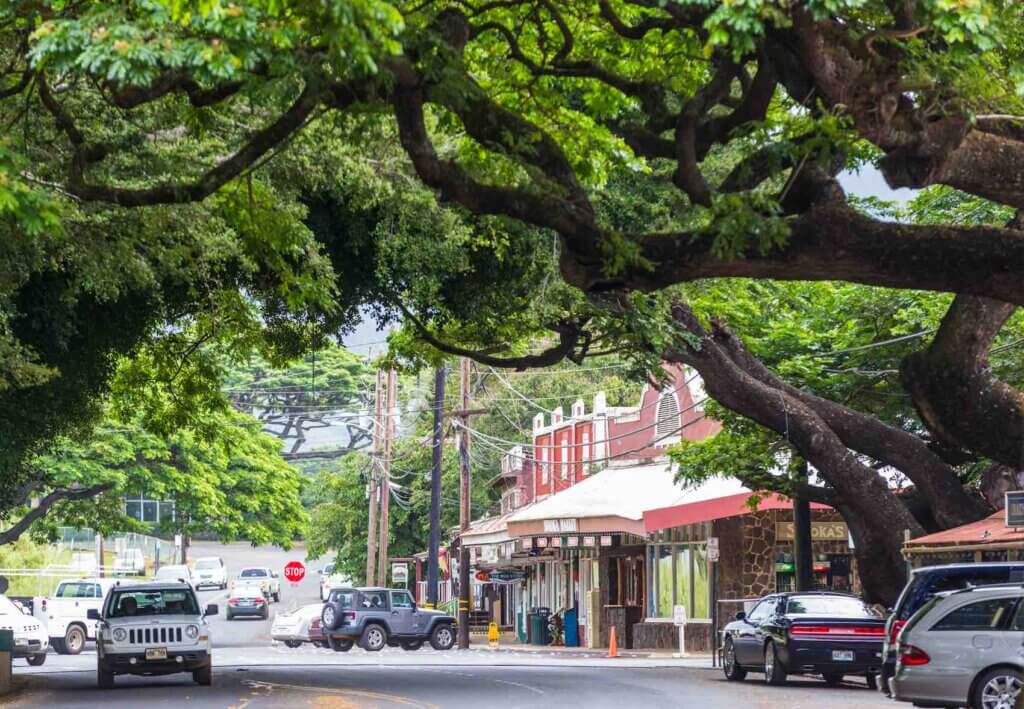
(392, 562), (409, 585)
(775, 521), (849, 542)
(544, 518), (578, 533)
(707, 536), (720, 562)
(1007, 491), (1024, 527)
(673, 604), (687, 626)
(283, 561), (306, 585)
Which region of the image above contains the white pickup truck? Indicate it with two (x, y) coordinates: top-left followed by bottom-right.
(34, 577), (119, 654)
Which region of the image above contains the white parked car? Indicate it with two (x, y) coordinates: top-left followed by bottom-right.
(1, 594), (48, 665)
(89, 581), (217, 688)
(33, 577), (119, 654)
(272, 603), (325, 648)
(192, 557), (227, 590)
(234, 567), (281, 602)
(154, 564), (196, 589)
(318, 563), (348, 602)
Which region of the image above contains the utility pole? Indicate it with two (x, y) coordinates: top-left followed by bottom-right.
(377, 368), (397, 587)
(426, 365), (446, 608)
(366, 370), (384, 586)
(793, 460), (814, 592)
(457, 358), (472, 649)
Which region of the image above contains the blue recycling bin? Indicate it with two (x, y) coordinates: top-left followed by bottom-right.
(564, 607), (578, 647)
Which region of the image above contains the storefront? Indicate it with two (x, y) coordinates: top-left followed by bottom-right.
(903, 510), (1024, 566)
(638, 491), (856, 652)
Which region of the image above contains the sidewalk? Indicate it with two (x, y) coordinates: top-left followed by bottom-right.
(466, 633), (715, 664)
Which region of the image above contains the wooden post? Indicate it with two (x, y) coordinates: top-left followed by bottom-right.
(366, 370), (383, 586)
(458, 358), (472, 649)
(427, 366), (445, 608)
(377, 368), (397, 587)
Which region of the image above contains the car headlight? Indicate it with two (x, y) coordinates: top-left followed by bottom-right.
(186, 625), (199, 639)
(113, 628), (127, 642)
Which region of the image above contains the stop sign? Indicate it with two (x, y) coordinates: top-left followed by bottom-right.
(283, 561), (306, 585)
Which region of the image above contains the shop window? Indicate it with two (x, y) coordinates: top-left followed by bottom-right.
(647, 542), (710, 620)
(560, 440), (569, 480)
(581, 432), (591, 475)
(540, 448), (548, 484)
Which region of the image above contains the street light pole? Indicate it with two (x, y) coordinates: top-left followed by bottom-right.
(426, 365), (445, 609)
(458, 358), (472, 649)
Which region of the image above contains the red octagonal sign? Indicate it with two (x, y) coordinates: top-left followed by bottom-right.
(284, 560), (306, 585)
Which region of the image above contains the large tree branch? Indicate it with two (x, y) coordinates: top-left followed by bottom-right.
(0, 483), (113, 546)
(902, 294), (1024, 468)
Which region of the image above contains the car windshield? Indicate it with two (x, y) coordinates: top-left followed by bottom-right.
(55, 582), (99, 598)
(786, 596), (878, 617)
(195, 560), (220, 570)
(240, 569), (268, 578)
(107, 589), (199, 617)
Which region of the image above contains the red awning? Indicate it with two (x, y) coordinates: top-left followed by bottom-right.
(643, 492), (831, 532)
(907, 511), (1022, 547)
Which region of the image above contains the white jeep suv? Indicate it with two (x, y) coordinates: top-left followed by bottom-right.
(89, 581), (217, 688)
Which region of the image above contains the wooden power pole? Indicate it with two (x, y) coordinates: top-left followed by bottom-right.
(377, 368), (397, 587)
(366, 370), (384, 586)
(426, 365), (445, 608)
(457, 358), (472, 649)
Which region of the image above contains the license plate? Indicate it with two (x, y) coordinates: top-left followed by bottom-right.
(145, 647), (168, 661)
(832, 650), (855, 662)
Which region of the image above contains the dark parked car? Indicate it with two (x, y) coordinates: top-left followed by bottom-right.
(320, 587), (456, 652)
(879, 563), (1024, 696)
(721, 592), (885, 687)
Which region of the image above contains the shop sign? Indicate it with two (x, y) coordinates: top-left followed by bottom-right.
(391, 562), (408, 585)
(673, 604), (687, 626)
(523, 538), (533, 550)
(536, 537), (548, 548)
(544, 518), (578, 532)
(583, 535), (596, 547)
(475, 570), (491, 582)
(600, 535), (613, 547)
(1007, 491), (1024, 527)
(489, 570), (526, 583)
(775, 562), (795, 573)
(707, 536), (720, 562)
(567, 536), (580, 547)
(775, 521), (849, 542)
(551, 537), (563, 548)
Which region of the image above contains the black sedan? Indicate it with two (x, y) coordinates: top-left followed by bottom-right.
(721, 592), (884, 687)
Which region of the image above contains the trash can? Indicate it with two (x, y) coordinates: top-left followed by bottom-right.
(530, 607), (551, 645)
(564, 607), (578, 647)
(0, 628), (12, 696)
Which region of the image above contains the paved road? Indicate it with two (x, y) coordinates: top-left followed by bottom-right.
(8, 663), (892, 708)
(189, 542), (324, 648)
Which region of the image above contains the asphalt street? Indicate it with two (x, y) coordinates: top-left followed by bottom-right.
(6, 663), (892, 708)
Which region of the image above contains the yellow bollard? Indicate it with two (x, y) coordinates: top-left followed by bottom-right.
(488, 621), (499, 648)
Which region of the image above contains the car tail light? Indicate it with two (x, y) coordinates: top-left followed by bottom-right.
(898, 644), (930, 666)
(254, 598), (265, 605)
(228, 599), (238, 606)
(888, 619), (907, 644)
(40, 599), (46, 612)
(790, 625), (885, 637)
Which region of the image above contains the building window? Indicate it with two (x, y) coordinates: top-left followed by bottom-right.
(647, 542), (710, 620)
(540, 448), (548, 484)
(581, 432), (591, 474)
(560, 440), (569, 480)
(123, 493), (175, 525)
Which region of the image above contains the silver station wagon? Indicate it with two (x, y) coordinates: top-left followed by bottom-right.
(891, 584), (1024, 709)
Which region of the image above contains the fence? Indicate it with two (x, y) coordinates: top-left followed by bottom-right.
(55, 528), (178, 566)
(415, 579), (453, 609)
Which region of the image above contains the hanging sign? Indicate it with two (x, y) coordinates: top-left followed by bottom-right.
(1007, 491), (1024, 527)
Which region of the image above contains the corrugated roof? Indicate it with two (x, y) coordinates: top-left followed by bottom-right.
(908, 511), (1021, 547)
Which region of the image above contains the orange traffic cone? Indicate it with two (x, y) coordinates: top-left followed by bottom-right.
(607, 625), (619, 658)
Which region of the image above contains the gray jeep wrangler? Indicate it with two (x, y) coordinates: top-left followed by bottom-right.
(320, 587), (456, 652)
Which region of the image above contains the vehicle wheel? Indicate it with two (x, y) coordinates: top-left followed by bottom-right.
(193, 664), (212, 687)
(429, 623), (455, 651)
(401, 640), (423, 651)
(722, 638), (746, 682)
(51, 638), (67, 655)
(322, 606), (338, 631)
(284, 640), (302, 649)
(360, 624), (387, 652)
(763, 641), (787, 686)
(329, 637), (354, 652)
(866, 673), (879, 691)
(971, 667), (1023, 709)
(261, 608), (269, 620)
(97, 664), (114, 689)
(823, 673), (844, 687)
(227, 611), (234, 621)
(27, 653), (46, 666)
(64, 624), (87, 655)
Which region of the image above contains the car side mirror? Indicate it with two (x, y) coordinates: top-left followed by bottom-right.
(204, 604), (219, 617)
(735, 611), (746, 621)
(87, 608), (101, 620)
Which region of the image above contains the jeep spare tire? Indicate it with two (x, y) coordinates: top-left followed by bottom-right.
(321, 605), (338, 630)
(429, 623), (455, 650)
